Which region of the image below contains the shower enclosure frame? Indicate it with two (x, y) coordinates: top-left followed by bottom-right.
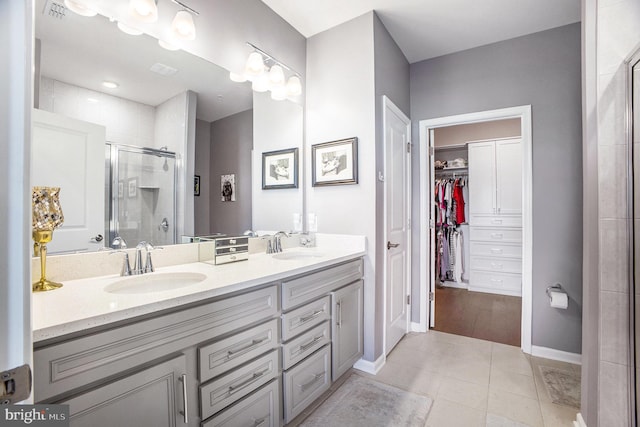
(106, 143), (178, 247)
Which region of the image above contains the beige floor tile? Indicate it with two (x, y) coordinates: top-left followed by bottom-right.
(490, 367), (538, 399)
(426, 398), (486, 427)
(492, 343), (533, 376)
(539, 402), (579, 427)
(486, 413), (531, 426)
(437, 377), (488, 410)
(365, 359), (444, 398)
(445, 358), (491, 386)
(488, 389), (544, 427)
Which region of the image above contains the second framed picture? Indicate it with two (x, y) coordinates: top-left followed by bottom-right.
(312, 137), (358, 186)
(262, 148), (299, 189)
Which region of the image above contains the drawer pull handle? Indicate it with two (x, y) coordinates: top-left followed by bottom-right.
(227, 337), (269, 358)
(299, 335), (324, 352)
(490, 233), (503, 239)
(229, 239), (236, 244)
(253, 416), (268, 427)
(299, 372), (325, 392)
(490, 279), (503, 283)
(228, 368), (269, 395)
(491, 219), (503, 224)
(336, 301), (342, 328)
(300, 310), (324, 323)
(490, 248), (503, 254)
(179, 374), (188, 424)
(491, 263), (504, 270)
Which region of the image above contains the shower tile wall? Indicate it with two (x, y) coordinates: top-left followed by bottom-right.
(595, 0), (640, 425)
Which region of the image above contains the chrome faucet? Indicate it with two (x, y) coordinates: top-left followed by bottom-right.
(132, 241), (162, 275)
(273, 231), (289, 253)
(110, 236), (132, 276)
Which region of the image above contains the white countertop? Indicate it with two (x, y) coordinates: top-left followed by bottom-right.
(32, 244), (365, 343)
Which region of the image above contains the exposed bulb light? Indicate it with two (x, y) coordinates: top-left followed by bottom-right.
(171, 10), (196, 41)
(158, 39), (180, 51)
(270, 85), (287, 101)
(229, 72), (247, 83)
(117, 21), (143, 36)
(244, 52), (265, 78)
(102, 81), (119, 89)
(63, 0), (97, 17)
(129, 0), (158, 23)
(286, 75), (302, 97)
(252, 72), (270, 93)
(268, 64), (285, 86)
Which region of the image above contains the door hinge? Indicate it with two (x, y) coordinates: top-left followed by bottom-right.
(407, 142), (412, 153)
(429, 218), (435, 229)
(429, 292), (434, 301)
(429, 146), (435, 156)
(407, 295), (411, 305)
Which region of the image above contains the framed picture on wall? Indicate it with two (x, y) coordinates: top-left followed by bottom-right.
(127, 178), (137, 198)
(221, 174), (236, 201)
(312, 137), (358, 186)
(118, 181), (124, 199)
(194, 175), (200, 196)
(262, 148), (299, 189)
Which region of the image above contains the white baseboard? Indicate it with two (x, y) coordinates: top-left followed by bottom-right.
(353, 354), (386, 375)
(531, 345), (582, 365)
(573, 413), (586, 427)
(411, 321), (427, 333)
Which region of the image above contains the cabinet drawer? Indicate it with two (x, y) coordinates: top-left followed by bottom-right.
(469, 215), (521, 228)
(34, 285), (278, 402)
(470, 242), (521, 258)
(470, 256), (522, 274)
(469, 271), (522, 296)
(200, 349), (279, 420)
(283, 345), (331, 423)
(203, 379), (281, 427)
(470, 227), (522, 243)
(282, 296), (330, 341)
(199, 319), (279, 382)
(282, 259), (363, 310)
(282, 322), (331, 370)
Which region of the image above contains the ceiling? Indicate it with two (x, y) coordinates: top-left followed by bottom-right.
(260, 0), (581, 63)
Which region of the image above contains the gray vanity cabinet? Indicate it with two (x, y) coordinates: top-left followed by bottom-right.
(59, 354), (188, 427)
(331, 280), (364, 381)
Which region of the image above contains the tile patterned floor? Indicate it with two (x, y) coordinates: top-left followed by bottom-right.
(353, 331), (580, 427)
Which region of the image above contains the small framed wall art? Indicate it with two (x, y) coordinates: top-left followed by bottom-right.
(311, 137), (358, 186)
(262, 148), (299, 189)
(221, 174), (236, 201)
(194, 175), (200, 196)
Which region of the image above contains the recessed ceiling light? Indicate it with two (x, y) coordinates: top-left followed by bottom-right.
(102, 81), (119, 89)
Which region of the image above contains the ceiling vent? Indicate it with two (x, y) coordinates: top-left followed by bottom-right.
(149, 63), (178, 77)
(43, 0), (66, 19)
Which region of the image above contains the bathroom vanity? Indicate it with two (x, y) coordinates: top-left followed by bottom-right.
(32, 238), (365, 426)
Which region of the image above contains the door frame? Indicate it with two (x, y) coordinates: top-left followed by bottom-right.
(382, 95), (412, 355)
(418, 105), (533, 354)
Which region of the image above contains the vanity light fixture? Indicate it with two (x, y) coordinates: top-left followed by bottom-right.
(102, 81), (119, 89)
(235, 42), (304, 100)
(63, 0), (97, 17)
(158, 39), (180, 51)
(170, 0), (199, 41)
(129, 0), (159, 23)
(117, 21), (143, 36)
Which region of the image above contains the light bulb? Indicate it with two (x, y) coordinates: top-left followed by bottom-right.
(245, 52), (265, 77)
(158, 39), (180, 51)
(229, 72), (247, 83)
(129, 0), (158, 23)
(286, 75), (302, 97)
(252, 72), (270, 92)
(271, 85), (287, 101)
(63, 0), (97, 17)
(171, 10), (196, 41)
(268, 64), (285, 86)
(117, 21), (143, 36)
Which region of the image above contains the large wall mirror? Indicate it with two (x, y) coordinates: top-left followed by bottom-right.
(629, 47), (639, 423)
(33, 0), (303, 254)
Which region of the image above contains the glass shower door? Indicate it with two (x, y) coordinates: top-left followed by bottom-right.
(109, 144), (177, 247)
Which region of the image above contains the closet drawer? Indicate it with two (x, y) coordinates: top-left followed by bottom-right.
(470, 227), (522, 243)
(469, 215), (521, 228)
(282, 296), (330, 341)
(283, 345), (331, 423)
(470, 242), (521, 258)
(469, 271), (522, 296)
(282, 321), (331, 370)
(470, 256), (522, 274)
(203, 379), (281, 427)
(200, 349), (279, 420)
(199, 319), (279, 383)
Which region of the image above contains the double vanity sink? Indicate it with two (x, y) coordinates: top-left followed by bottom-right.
(32, 235), (365, 426)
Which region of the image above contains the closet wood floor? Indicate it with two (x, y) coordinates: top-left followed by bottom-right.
(433, 286), (521, 347)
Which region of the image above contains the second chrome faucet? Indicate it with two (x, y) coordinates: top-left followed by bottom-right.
(111, 237), (162, 276)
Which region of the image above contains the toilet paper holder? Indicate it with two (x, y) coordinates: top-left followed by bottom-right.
(546, 283), (568, 308)
(546, 283), (564, 300)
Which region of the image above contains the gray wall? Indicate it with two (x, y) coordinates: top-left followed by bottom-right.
(410, 23), (583, 354)
(194, 119), (211, 235)
(209, 110), (253, 235)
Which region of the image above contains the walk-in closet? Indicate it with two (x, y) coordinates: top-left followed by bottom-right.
(430, 118), (524, 346)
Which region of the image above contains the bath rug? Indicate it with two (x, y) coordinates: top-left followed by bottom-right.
(538, 365), (581, 408)
(299, 374), (433, 427)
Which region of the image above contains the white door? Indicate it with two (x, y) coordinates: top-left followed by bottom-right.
(32, 109), (106, 254)
(468, 141), (497, 216)
(383, 97), (411, 355)
(495, 138), (522, 215)
(429, 130), (436, 327)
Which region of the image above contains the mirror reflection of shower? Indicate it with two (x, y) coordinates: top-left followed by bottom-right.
(105, 143), (177, 248)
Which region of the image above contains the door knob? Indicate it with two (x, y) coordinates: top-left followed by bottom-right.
(90, 234), (103, 243)
(387, 241), (400, 250)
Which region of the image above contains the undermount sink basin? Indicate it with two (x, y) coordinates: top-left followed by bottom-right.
(104, 272), (207, 295)
(272, 251), (325, 260)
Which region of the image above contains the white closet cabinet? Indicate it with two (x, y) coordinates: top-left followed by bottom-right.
(468, 138), (522, 296)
